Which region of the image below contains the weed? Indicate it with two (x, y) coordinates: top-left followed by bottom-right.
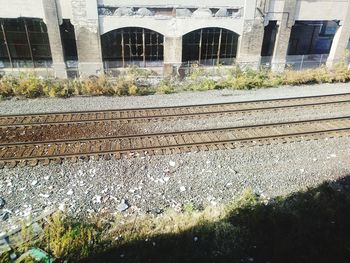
(5, 179), (350, 262)
(156, 80), (175, 94)
(188, 64), (207, 81)
(40, 212), (102, 261)
(13, 74), (45, 98)
(183, 202), (194, 214)
(1, 64), (350, 99)
(128, 84), (139, 95)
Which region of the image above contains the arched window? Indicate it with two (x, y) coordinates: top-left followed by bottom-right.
(101, 27), (164, 68)
(182, 28), (239, 66)
(0, 18), (52, 68)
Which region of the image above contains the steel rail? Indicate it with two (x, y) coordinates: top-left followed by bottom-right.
(1, 93), (350, 127)
(0, 127), (349, 163)
(1, 116), (350, 167)
(1, 115), (350, 146)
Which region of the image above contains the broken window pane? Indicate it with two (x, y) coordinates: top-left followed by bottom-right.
(182, 27), (239, 66)
(288, 20), (339, 55)
(0, 18), (52, 68)
(101, 27), (164, 68)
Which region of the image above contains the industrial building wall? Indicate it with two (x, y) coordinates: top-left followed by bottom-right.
(0, 0), (45, 19)
(0, 0), (350, 77)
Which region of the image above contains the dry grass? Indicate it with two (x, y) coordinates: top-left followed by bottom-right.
(1, 64), (350, 100)
(2, 182), (350, 262)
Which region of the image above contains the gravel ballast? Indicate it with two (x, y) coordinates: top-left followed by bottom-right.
(1, 82), (350, 232)
(0, 82), (350, 115)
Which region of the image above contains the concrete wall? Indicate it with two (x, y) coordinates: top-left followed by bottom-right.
(1, 0), (350, 77)
(58, 0), (73, 19)
(295, 0), (348, 21)
(268, 0), (348, 21)
(98, 0), (245, 8)
(100, 16), (245, 37)
(0, 0), (44, 19)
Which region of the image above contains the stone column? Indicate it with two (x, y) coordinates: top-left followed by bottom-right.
(71, 0), (103, 77)
(42, 0), (67, 78)
(327, 2), (350, 68)
(236, 19), (265, 69)
(270, 0), (297, 72)
(236, 0), (265, 69)
(163, 36), (182, 77)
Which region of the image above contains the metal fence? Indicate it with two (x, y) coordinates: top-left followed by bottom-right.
(182, 53), (350, 76)
(260, 54), (330, 70)
(1, 53), (349, 78)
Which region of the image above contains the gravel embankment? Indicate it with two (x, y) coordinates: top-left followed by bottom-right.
(0, 82), (349, 115)
(1, 137), (350, 232)
(1, 82), (350, 232)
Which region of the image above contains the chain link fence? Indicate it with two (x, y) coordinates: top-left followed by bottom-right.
(2, 54), (350, 78)
(181, 53), (350, 76)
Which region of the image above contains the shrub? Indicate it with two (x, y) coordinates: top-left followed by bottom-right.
(1, 65), (350, 99)
(113, 77), (135, 96)
(13, 75), (45, 98)
(42, 80), (74, 98)
(184, 79), (217, 91)
(188, 64), (207, 81)
(41, 212), (102, 261)
(0, 76), (16, 98)
(128, 84), (139, 95)
(125, 65), (156, 78)
(81, 75), (113, 96)
(156, 80), (175, 94)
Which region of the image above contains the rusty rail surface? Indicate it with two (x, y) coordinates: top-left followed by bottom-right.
(1, 93), (350, 127)
(1, 116), (350, 168)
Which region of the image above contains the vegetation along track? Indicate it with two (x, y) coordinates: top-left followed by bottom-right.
(1, 93), (350, 127)
(1, 116), (350, 168)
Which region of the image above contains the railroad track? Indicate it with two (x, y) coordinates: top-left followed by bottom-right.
(1, 116), (350, 168)
(1, 92), (350, 127)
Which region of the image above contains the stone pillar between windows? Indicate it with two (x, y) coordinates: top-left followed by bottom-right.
(71, 0), (103, 77)
(236, 19), (265, 69)
(327, 6), (350, 68)
(42, 0), (67, 78)
(75, 26), (104, 76)
(163, 36), (182, 78)
(270, 0), (297, 72)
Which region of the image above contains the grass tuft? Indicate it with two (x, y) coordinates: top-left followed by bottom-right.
(1, 65), (350, 99)
(3, 178), (350, 263)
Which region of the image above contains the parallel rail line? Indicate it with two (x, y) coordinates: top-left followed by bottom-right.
(1, 93), (350, 127)
(1, 116), (350, 168)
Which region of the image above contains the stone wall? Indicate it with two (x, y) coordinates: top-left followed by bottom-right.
(71, 0), (103, 76)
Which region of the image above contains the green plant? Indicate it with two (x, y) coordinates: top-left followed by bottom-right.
(0, 76), (16, 97)
(128, 84), (139, 95)
(113, 77), (134, 96)
(183, 202), (194, 214)
(12, 74), (45, 98)
(156, 80), (175, 94)
(124, 65), (156, 78)
(41, 212), (101, 261)
(81, 75), (113, 96)
(188, 64), (207, 81)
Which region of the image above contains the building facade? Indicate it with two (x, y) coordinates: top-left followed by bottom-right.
(0, 0), (350, 78)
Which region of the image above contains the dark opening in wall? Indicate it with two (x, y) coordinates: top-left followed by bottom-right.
(288, 20), (339, 55)
(101, 27), (164, 68)
(60, 19), (78, 68)
(0, 18), (52, 68)
(261, 21), (278, 57)
(0, 22), (10, 67)
(182, 27), (239, 66)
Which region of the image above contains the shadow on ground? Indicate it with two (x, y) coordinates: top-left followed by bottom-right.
(83, 176), (350, 263)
